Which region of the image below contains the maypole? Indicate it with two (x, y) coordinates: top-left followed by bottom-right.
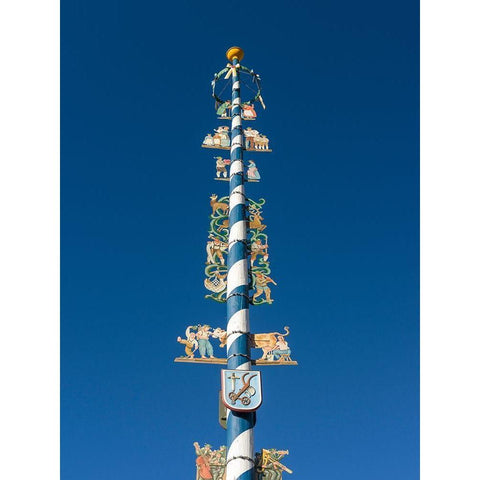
(175, 46), (297, 480)
(225, 47), (255, 480)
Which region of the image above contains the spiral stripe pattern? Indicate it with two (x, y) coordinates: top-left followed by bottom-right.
(226, 57), (255, 480)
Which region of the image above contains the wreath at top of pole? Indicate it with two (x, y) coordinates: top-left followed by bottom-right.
(211, 63), (266, 113)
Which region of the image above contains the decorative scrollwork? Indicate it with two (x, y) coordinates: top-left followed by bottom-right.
(204, 196), (276, 305)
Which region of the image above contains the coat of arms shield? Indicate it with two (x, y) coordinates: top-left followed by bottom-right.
(221, 369), (263, 412)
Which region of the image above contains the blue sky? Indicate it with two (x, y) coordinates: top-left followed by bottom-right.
(61, 0), (418, 478)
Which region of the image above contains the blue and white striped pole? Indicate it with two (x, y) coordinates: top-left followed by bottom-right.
(225, 47), (255, 480)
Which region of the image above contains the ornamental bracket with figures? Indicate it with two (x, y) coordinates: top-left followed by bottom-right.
(193, 443), (292, 480)
(175, 325), (297, 366)
(205, 195), (276, 306)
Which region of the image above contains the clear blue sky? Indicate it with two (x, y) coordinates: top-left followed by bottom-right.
(61, 0), (419, 478)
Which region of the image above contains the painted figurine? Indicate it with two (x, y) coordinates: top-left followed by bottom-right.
(203, 134), (214, 147)
(244, 127), (260, 150)
(268, 335), (291, 361)
(214, 126), (230, 148)
(257, 449), (292, 480)
(216, 101), (231, 118)
(210, 194), (229, 215)
(250, 238), (269, 267)
(244, 128), (270, 150)
(255, 134), (270, 150)
(176, 326), (199, 358)
(206, 236), (228, 265)
(196, 324), (215, 359)
(252, 272), (277, 304)
(207, 326), (292, 361)
(249, 209), (266, 232)
(194, 443), (226, 480)
(247, 160), (261, 181)
(242, 103), (257, 119)
(250, 327), (291, 360)
(214, 156), (230, 178)
(209, 446), (226, 480)
(194, 442), (213, 480)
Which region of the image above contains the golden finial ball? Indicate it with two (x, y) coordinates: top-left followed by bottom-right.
(226, 46), (244, 62)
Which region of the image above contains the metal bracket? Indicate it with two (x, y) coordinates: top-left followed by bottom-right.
(227, 353), (251, 361)
(226, 292), (250, 302)
(228, 239), (249, 247)
(226, 455), (255, 465)
(226, 330), (250, 337)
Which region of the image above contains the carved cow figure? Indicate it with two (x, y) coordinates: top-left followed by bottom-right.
(212, 326), (290, 360)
